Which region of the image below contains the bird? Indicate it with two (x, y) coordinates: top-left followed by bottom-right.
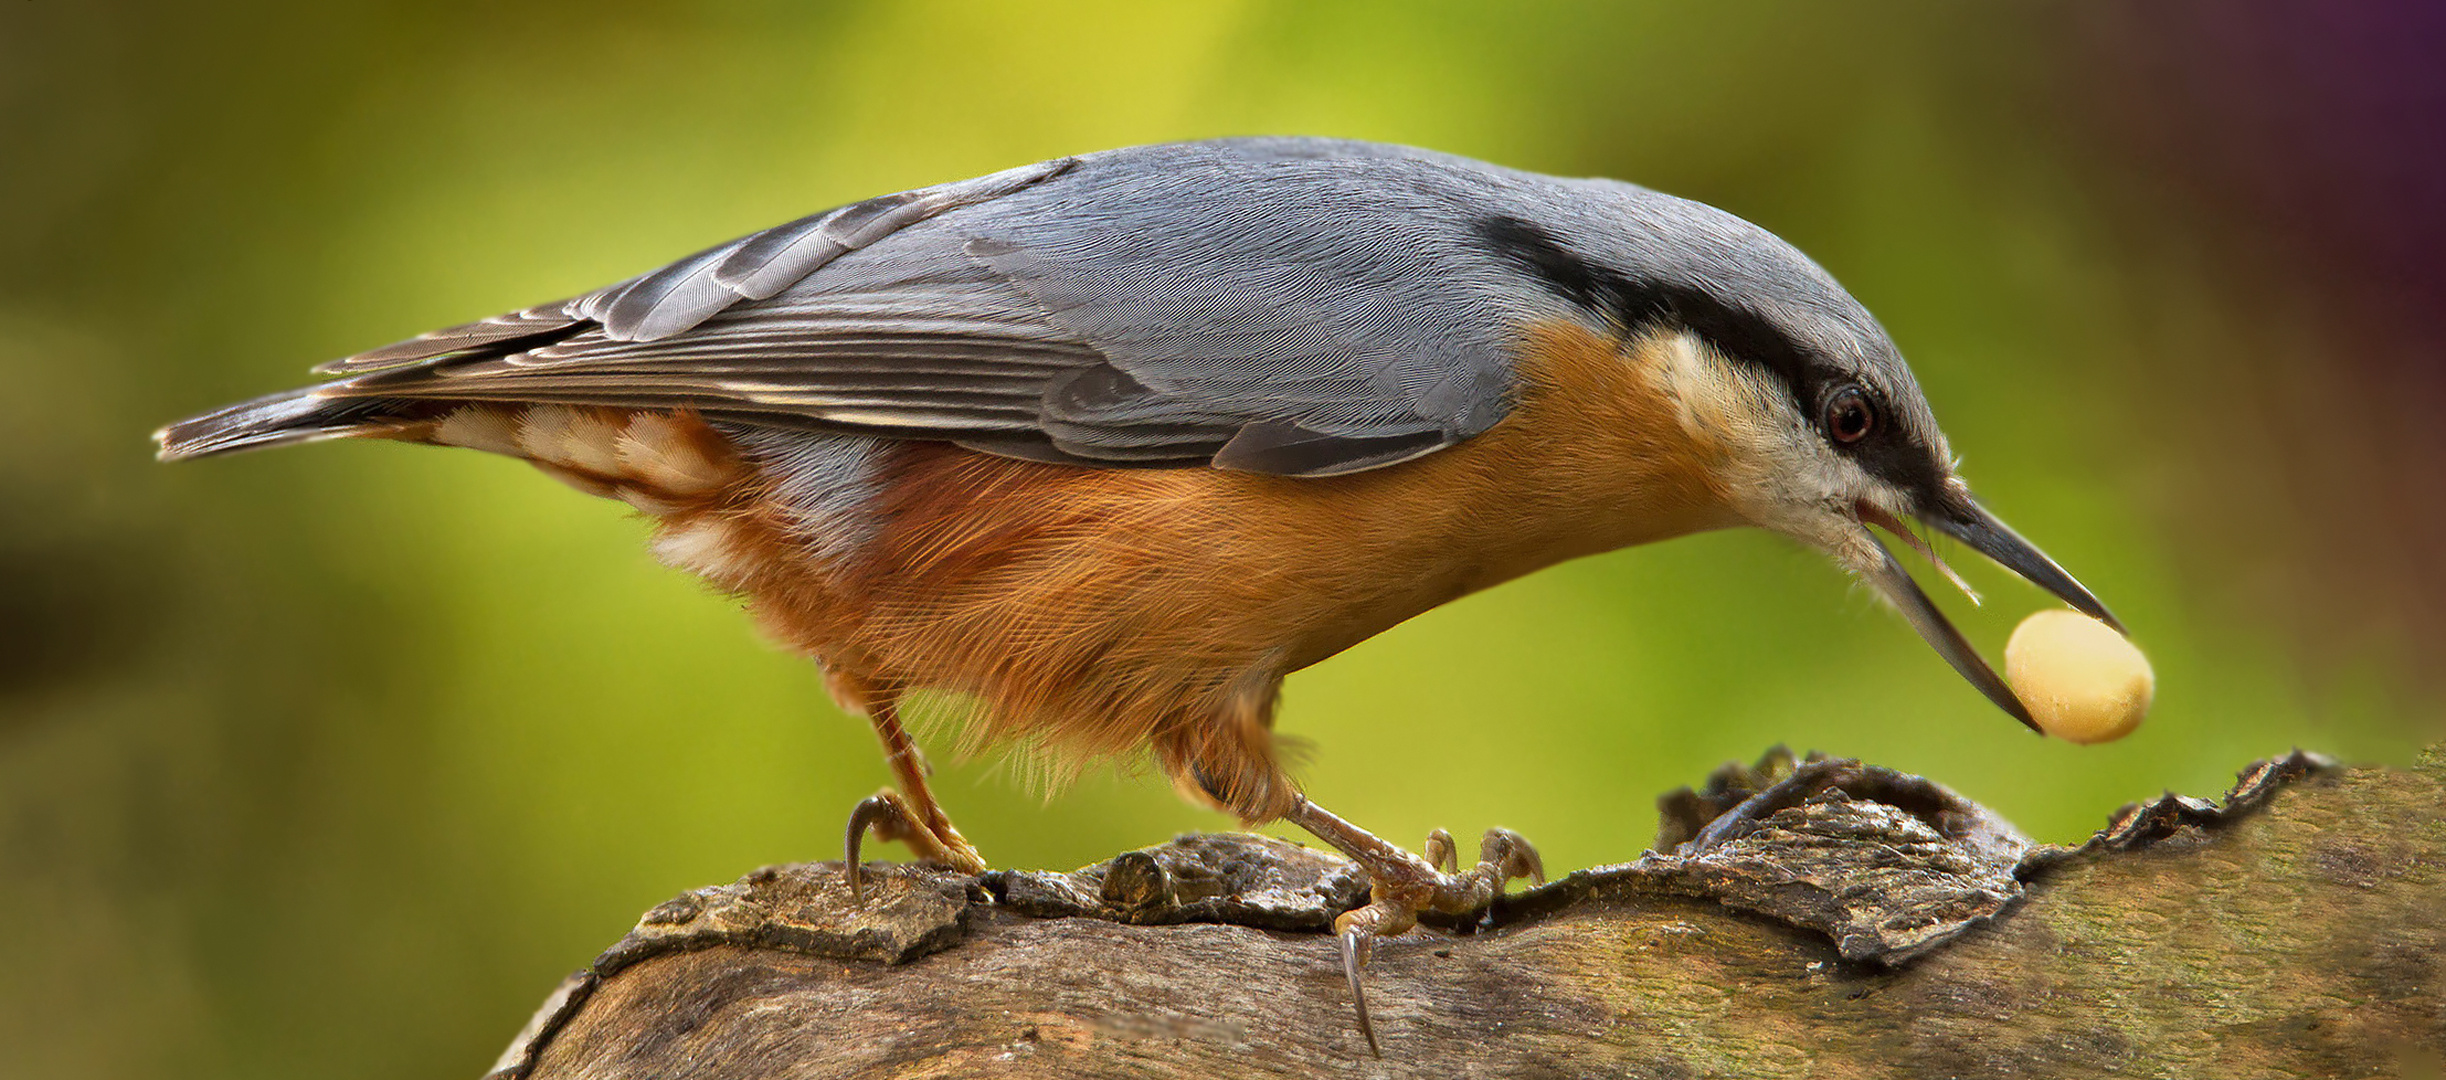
(155, 136), (2117, 1055)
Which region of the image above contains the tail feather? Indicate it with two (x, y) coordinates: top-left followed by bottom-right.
(153, 387), (418, 462)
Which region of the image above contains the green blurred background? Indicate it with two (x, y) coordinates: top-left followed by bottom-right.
(5, 2), (2442, 1077)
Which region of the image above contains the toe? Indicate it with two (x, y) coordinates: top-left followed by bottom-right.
(1482, 827), (1546, 886)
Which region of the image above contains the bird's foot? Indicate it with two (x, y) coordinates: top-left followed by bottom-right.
(843, 788), (987, 904)
(1287, 795), (1544, 1056)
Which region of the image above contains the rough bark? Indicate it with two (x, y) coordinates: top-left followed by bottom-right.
(486, 747), (2445, 1079)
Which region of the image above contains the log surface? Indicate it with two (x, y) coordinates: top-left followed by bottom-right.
(489, 748), (2446, 1079)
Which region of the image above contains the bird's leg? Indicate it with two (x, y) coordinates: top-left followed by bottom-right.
(839, 687), (986, 903)
(1283, 794), (1545, 1055)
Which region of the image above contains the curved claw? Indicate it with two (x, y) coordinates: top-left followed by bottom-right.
(1424, 827), (1458, 874)
(841, 788), (991, 908)
(842, 793), (905, 907)
(1340, 929), (1380, 1058)
(1285, 797), (1550, 1058)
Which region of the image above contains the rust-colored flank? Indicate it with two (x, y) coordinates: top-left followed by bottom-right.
(491, 319), (1741, 822)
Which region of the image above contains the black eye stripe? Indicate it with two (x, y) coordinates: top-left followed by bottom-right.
(1476, 213), (1827, 415)
(1475, 212), (1950, 503)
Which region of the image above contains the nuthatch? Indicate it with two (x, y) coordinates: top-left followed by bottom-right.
(157, 137), (2118, 1054)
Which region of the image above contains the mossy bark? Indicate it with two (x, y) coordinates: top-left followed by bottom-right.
(488, 748), (2445, 1079)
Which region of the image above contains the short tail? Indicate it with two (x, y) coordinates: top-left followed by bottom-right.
(153, 387), (421, 462)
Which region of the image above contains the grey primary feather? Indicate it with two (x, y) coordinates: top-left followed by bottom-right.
(316, 301), (590, 375)
(169, 137), (1927, 479)
(152, 385), (417, 460)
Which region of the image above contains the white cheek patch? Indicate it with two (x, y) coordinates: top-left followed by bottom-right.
(1646, 333), (1810, 489)
(1640, 329), (1886, 541)
(1651, 335), (1793, 447)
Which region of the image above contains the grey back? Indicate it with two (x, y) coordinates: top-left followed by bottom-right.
(320, 137), (1914, 478)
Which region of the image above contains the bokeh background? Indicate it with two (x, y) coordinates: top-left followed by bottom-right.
(5, 2), (2442, 1077)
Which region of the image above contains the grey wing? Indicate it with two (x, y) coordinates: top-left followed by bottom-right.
(320, 138), (1563, 477)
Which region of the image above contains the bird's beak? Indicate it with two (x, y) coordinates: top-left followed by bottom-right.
(1924, 487), (2121, 631)
(1851, 484), (2120, 733)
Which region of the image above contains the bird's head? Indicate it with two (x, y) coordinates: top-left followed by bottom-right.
(1644, 313), (2120, 733)
(1484, 187), (2119, 730)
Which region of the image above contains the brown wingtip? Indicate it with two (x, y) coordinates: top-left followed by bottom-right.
(152, 387), (396, 461)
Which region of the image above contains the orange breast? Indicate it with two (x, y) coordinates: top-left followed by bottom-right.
(666, 319), (1743, 816)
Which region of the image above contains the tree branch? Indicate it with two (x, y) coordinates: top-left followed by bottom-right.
(485, 746), (2445, 1079)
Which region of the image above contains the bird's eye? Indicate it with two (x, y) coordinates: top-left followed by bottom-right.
(1825, 386), (1875, 444)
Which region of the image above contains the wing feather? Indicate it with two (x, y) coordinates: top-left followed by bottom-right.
(313, 300), (590, 375)
(305, 139), (1570, 475)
